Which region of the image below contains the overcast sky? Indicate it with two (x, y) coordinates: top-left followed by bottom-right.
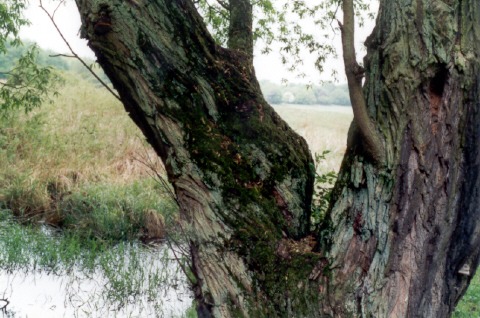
(19, 0), (378, 84)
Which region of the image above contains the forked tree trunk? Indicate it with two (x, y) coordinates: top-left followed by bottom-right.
(74, 0), (480, 317)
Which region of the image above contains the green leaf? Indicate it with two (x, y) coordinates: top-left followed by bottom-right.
(0, 45), (62, 114)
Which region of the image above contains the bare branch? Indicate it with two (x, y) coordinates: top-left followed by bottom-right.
(330, 4), (341, 33)
(49, 53), (76, 58)
(131, 141), (196, 284)
(38, 0), (121, 101)
(215, 0), (229, 10)
(0, 298), (9, 311)
(52, 0), (66, 18)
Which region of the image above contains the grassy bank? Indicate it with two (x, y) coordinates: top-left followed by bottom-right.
(0, 74), (176, 242)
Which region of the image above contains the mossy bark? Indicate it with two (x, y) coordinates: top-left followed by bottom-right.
(74, 0), (480, 317)
(74, 0), (315, 316)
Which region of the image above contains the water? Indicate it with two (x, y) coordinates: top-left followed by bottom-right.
(0, 243), (193, 318)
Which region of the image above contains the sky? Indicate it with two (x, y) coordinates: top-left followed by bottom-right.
(19, 0), (378, 84)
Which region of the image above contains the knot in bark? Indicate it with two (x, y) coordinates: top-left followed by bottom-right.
(93, 5), (112, 35)
(353, 64), (365, 80)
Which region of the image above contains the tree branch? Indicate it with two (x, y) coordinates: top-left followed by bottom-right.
(340, 0), (384, 163)
(228, 0), (254, 59)
(52, 0), (66, 18)
(38, 0), (121, 101)
(215, 0), (229, 10)
(49, 53), (76, 58)
(0, 298), (9, 311)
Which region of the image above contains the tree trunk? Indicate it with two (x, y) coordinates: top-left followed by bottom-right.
(73, 0), (480, 317)
(323, 0), (480, 316)
(74, 0), (317, 316)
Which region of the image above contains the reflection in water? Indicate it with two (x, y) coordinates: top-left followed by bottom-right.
(0, 244), (193, 317)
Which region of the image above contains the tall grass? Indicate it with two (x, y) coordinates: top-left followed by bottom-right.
(0, 73), (192, 315)
(0, 74), (160, 183)
(0, 74), (175, 241)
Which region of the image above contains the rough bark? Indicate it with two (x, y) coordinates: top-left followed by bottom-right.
(322, 0), (480, 316)
(74, 0), (315, 316)
(73, 0), (480, 317)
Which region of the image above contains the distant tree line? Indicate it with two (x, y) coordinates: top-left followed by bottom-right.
(260, 80), (351, 106)
(0, 41), (109, 84)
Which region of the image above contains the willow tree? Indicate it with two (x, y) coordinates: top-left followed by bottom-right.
(73, 0), (480, 316)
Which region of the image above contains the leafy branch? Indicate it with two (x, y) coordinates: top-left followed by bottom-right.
(311, 150), (337, 228)
(0, 45), (60, 114)
(0, 0), (61, 114)
(0, 0), (29, 53)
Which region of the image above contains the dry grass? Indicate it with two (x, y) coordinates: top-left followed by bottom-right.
(31, 76), (160, 183)
(0, 75), (170, 235)
(0, 75), (161, 187)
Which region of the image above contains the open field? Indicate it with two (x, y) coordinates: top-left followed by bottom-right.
(274, 104), (353, 173)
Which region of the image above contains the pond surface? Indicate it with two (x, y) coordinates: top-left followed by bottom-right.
(0, 243), (193, 318)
